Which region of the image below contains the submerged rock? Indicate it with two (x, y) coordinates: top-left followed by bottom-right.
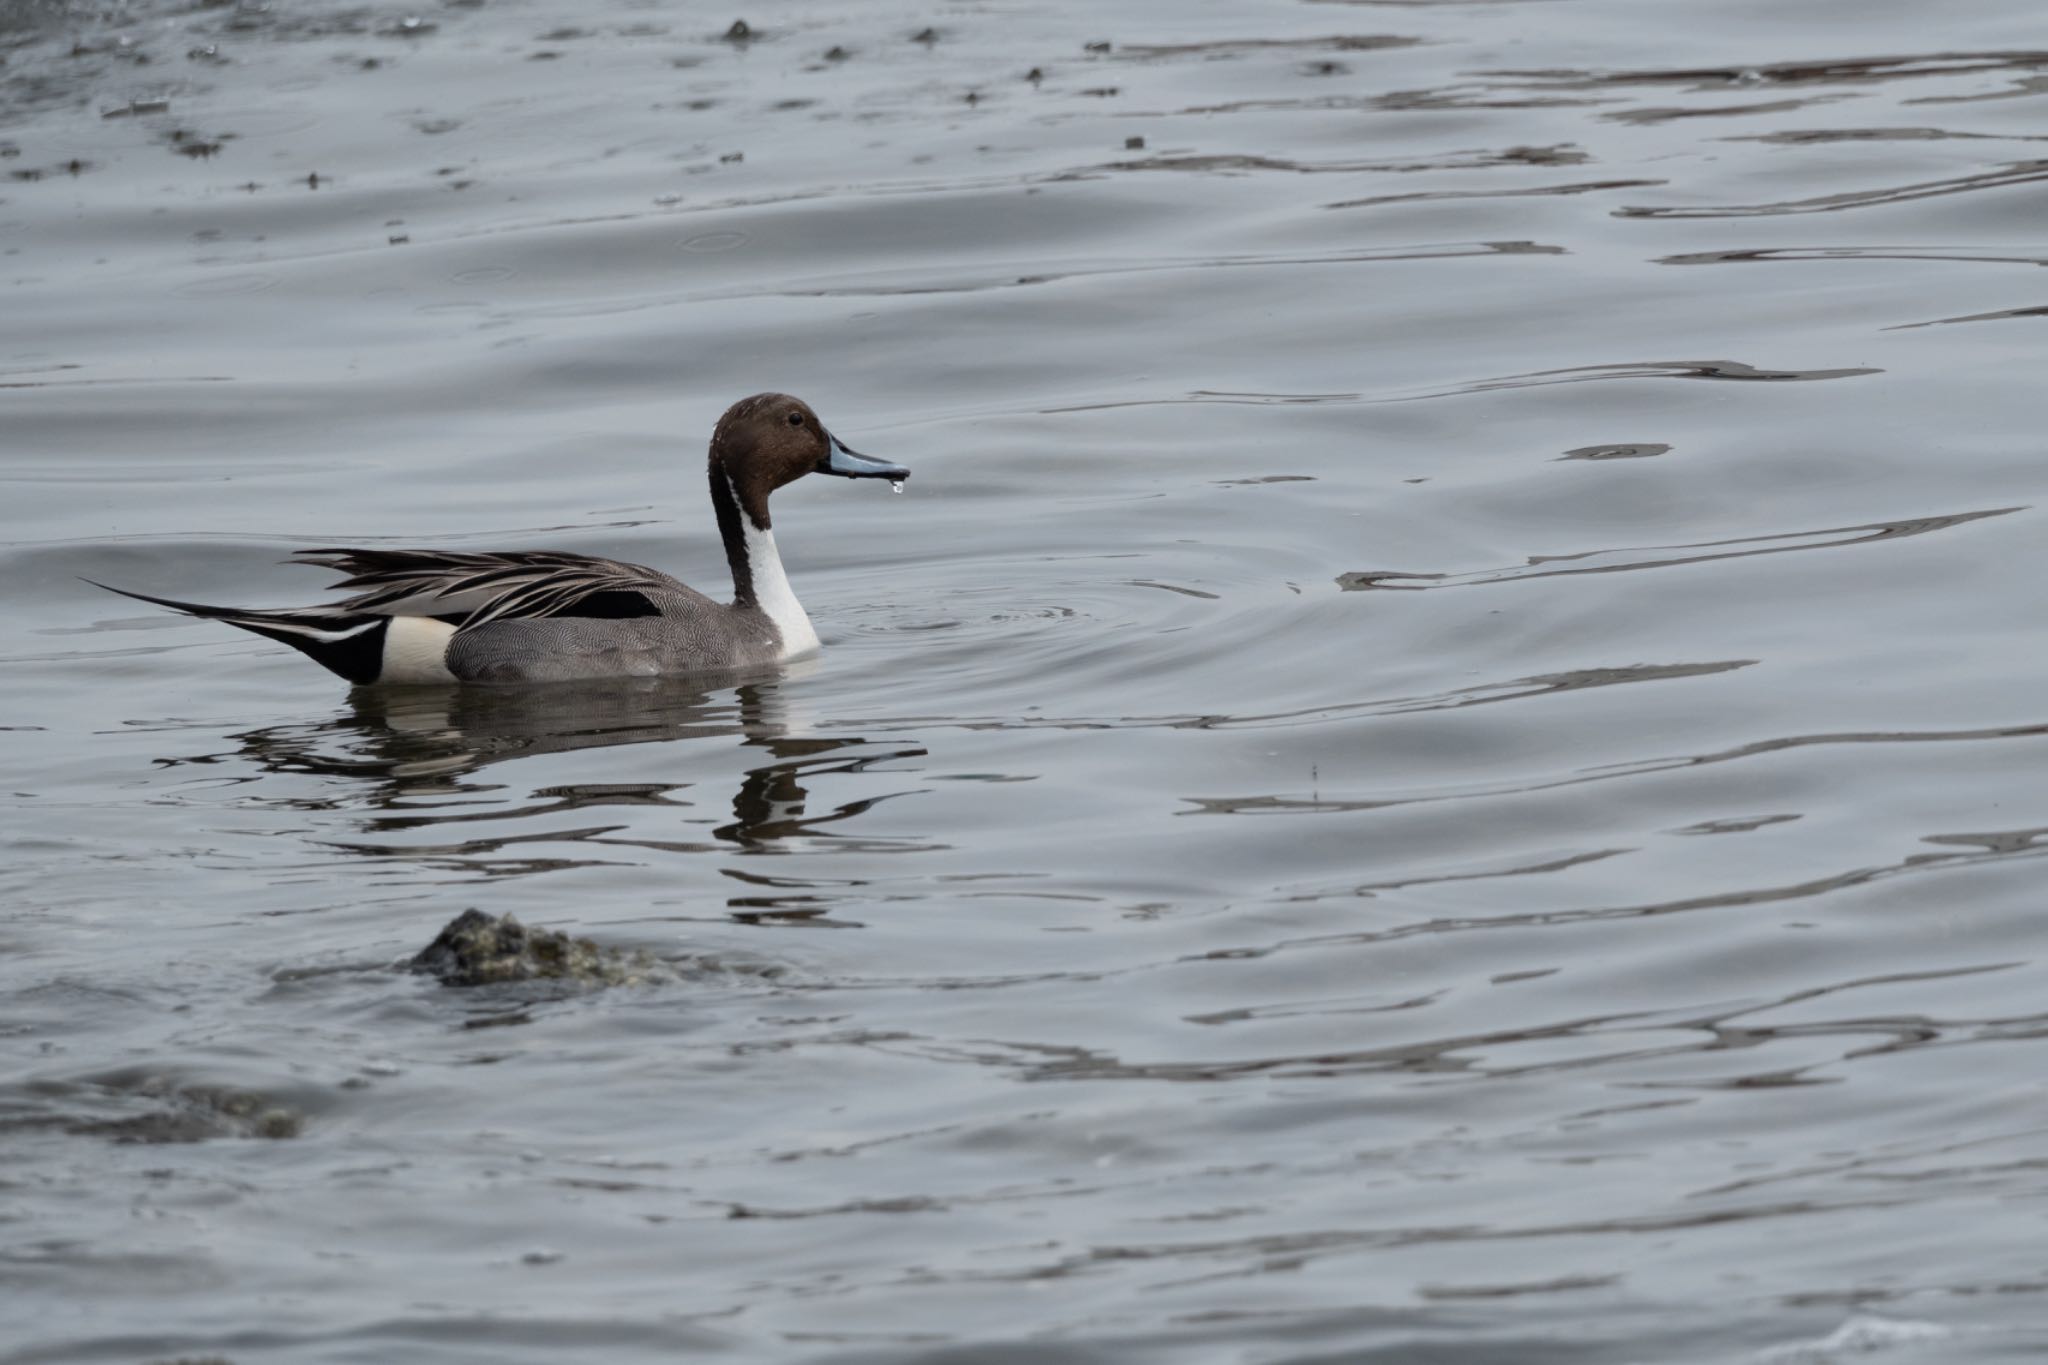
(410, 910), (664, 988)
(69, 1079), (303, 1144)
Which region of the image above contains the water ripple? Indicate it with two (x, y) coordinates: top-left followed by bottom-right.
(1481, 51), (2048, 93)
(1659, 243), (2048, 268)
(1617, 159), (2048, 219)
(1339, 505), (2019, 591)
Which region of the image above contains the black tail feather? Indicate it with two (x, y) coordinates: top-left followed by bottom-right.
(86, 578), (390, 685)
(83, 577), (256, 621)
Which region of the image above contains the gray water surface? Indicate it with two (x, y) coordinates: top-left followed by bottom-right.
(5, 1), (2047, 1361)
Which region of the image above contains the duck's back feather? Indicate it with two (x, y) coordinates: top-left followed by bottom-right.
(291, 548), (693, 626)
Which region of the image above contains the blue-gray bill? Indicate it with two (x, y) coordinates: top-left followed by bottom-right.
(822, 433), (909, 481)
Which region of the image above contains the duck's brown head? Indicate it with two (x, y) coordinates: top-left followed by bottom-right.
(709, 392), (908, 530)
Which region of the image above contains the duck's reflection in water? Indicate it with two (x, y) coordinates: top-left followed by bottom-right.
(181, 670), (931, 924)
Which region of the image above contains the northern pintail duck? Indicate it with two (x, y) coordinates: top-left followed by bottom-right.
(94, 393), (909, 685)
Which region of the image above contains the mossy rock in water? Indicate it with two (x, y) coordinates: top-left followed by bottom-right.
(410, 909), (663, 988)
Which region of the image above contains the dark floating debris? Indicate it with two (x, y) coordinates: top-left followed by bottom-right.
(410, 910), (664, 988)
(1084, 40), (1111, 54)
(824, 45), (849, 61)
(1121, 35), (1414, 58)
(1560, 442), (1672, 460)
(1336, 569), (1445, 591)
(912, 27), (939, 44)
(168, 129), (226, 159)
(724, 19), (754, 43)
(1676, 813), (1802, 835)
(1124, 135), (1145, 149)
(719, 150), (743, 163)
(70, 35), (148, 62)
(1025, 66), (1044, 83)
(101, 98), (170, 119)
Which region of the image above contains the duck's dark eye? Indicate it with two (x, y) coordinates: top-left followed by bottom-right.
(786, 412), (804, 426)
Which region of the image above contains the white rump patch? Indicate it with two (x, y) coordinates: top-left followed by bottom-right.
(744, 522), (820, 659)
(380, 616), (458, 684)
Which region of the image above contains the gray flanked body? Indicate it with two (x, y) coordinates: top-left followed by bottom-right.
(91, 393), (910, 686)
(447, 586), (780, 682)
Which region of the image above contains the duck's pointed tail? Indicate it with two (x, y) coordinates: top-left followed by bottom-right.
(85, 578), (391, 684)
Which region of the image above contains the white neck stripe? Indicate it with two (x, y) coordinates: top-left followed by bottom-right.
(742, 521), (819, 659)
